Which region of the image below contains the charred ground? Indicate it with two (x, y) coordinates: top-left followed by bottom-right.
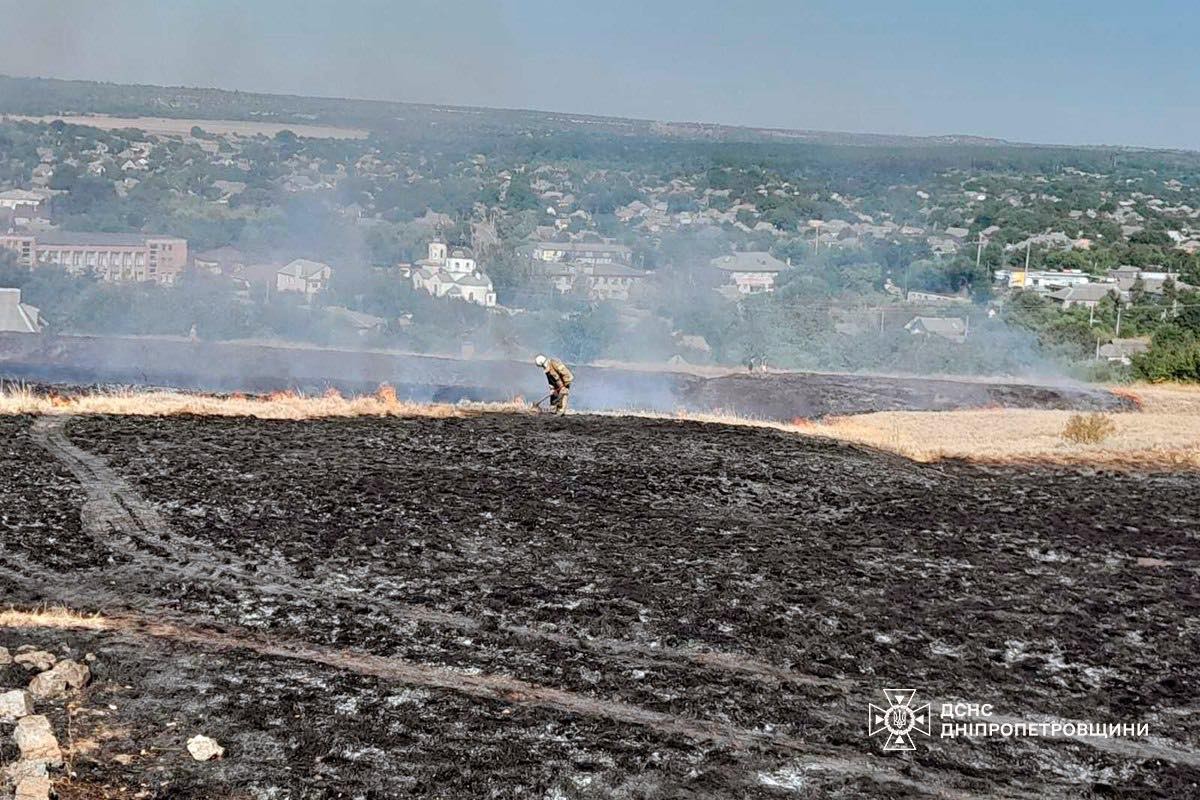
(0, 412), (1197, 798)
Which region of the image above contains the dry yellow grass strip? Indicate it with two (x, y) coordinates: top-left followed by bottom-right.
(1114, 382), (1200, 414)
(0, 606), (110, 631)
(611, 405), (1200, 470)
(0, 385), (530, 420)
(806, 408), (1200, 469)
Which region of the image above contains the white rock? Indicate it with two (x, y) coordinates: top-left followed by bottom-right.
(0, 646), (11, 665)
(14, 775), (51, 800)
(13, 651), (56, 673)
(0, 689), (35, 722)
(13, 715), (62, 766)
(187, 734), (224, 762)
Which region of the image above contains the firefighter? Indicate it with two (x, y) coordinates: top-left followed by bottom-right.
(534, 354), (573, 415)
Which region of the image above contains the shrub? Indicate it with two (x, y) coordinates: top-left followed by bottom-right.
(1061, 412), (1116, 445)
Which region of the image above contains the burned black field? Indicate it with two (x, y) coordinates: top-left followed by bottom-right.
(1, 412), (1198, 799)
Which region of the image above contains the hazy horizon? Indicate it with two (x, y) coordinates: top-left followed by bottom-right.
(0, 0), (1197, 150)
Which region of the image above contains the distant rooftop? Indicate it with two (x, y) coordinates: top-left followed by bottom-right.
(279, 258), (331, 278)
(710, 251), (788, 273)
(535, 241), (632, 253)
(588, 263), (647, 278)
(34, 231), (181, 247)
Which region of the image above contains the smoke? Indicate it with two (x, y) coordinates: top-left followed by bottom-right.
(0, 73), (1104, 416)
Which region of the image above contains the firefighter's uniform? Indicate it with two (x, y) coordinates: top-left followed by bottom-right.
(543, 358), (573, 415)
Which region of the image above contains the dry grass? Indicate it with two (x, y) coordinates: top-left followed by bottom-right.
(1061, 412), (1117, 445)
(0, 605), (110, 631)
(613, 402), (1200, 470)
(801, 408), (1200, 469)
(0, 385), (530, 421)
(1116, 382), (1200, 414)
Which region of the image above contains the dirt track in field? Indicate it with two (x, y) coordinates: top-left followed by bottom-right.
(1, 411), (1196, 798)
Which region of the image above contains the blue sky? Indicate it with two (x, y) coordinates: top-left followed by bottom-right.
(1, 0), (1197, 149)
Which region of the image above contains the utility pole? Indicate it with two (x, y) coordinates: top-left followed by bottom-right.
(975, 233), (984, 270)
(1115, 305), (1123, 337)
(1089, 305), (1095, 327)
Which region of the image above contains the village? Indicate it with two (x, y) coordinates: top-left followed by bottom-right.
(0, 110), (1197, 374)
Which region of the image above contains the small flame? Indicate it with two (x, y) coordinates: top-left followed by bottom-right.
(374, 384), (398, 406)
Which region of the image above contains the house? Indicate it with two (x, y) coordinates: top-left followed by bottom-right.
(1048, 284), (1123, 309)
(0, 189), (48, 217)
(326, 306), (387, 337)
(996, 269), (1092, 290)
(927, 237), (960, 256)
(276, 259), (332, 297)
(1006, 232), (1077, 252)
(710, 251), (789, 294)
(193, 246), (248, 276)
(904, 316), (967, 343)
(541, 261), (648, 302)
(237, 262), (285, 292)
(30, 165), (54, 187)
(905, 290), (970, 305)
(1098, 337), (1150, 365)
(541, 262), (576, 294)
(584, 263), (647, 301)
(530, 240), (633, 266)
(1106, 266), (1193, 296)
(0, 288), (43, 333)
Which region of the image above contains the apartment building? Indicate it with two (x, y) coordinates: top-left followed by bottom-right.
(0, 231), (188, 284)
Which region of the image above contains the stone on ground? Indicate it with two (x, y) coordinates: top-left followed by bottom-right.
(55, 659), (91, 690)
(0, 646), (11, 665)
(5, 759), (48, 783)
(0, 689), (35, 722)
(13, 651), (56, 673)
(186, 734), (225, 761)
(13, 775), (51, 800)
(13, 715), (62, 766)
(28, 659), (91, 699)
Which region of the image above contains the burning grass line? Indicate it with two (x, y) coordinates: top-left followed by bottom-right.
(0, 384), (531, 420)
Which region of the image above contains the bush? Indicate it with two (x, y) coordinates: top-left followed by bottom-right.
(1131, 334), (1200, 382)
(1061, 413), (1116, 445)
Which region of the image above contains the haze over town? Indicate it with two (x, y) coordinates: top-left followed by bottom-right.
(2, 0), (1199, 150)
